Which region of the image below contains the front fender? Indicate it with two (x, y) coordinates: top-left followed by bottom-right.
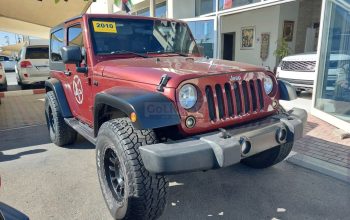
(45, 78), (73, 118)
(278, 79), (298, 101)
(94, 87), (180, 135)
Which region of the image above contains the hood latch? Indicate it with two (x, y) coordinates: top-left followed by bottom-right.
(156, 74), (170, 92)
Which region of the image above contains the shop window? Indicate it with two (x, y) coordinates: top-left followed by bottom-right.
(315, 0), (350, 122)
(219, 0), (260, 10)
(50, 28), (64, 62)
(187, 20), (214, 58)
(195, 0), (216, 16)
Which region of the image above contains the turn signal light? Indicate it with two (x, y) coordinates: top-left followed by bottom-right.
(20, 61), (33, 68)
(130, 112), (137, 122)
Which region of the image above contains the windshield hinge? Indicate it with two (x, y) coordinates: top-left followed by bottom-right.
(156, 74), (170, 92)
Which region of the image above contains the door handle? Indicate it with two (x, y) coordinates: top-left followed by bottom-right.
(64, 71), (71, 76)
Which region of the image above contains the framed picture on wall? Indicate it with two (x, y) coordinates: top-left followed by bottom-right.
(260, 33), (270, 60)
(241, 26), (255, 49)
(283, 21), (294, 42)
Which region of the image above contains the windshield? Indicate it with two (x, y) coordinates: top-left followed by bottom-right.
(25, 47), (49, 59)
(89, 18), (199, 56)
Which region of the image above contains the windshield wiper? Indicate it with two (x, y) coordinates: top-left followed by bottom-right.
(110, 50), (149, 58)
(147, 51), (189, 57)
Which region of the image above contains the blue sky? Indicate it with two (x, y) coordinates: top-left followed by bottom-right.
(0, 31), (20, 46)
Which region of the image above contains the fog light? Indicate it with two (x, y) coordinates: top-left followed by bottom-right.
(185, 116), (196, 128)
(240, 137), (252, 155)
(24, 73), (29, 78)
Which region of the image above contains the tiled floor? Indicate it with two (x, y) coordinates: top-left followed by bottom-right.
(0, 94), (45, 130)
(294, 115), (350, 169)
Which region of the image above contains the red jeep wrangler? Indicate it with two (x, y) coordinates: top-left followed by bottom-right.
(45, 14), (307, 220)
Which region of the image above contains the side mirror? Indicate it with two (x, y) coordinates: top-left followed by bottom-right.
(61, 46), (82, 65)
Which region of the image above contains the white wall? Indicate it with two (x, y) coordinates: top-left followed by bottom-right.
(221, 5), (281, 69)
(167, 0), (195, 19)
(278, 1), (299, 54)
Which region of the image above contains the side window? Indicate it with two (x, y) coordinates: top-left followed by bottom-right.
(50, 29), (64, 62)
(68, 24), (83, 47)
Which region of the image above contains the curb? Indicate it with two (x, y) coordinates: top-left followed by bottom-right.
(287, 152), (350, 184)
(0, 89), (45, 98)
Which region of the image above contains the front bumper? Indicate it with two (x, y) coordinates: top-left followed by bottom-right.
(278, 77), (314, 90)
(21, 76), (49, 85)
(140, 108), (307, 174)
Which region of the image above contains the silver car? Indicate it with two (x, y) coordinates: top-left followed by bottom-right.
(16, 45), (49, 89)
(0, 55), (16, 72)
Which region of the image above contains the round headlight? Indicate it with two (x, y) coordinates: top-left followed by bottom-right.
(264, 76), (274, 95)
(179, 84), (197, 109)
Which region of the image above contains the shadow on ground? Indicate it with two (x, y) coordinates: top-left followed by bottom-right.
(0, 125), (50, 151)
(160, 163), (350, 220)
(63, 135), (95, 150)
(0, 149), (47, 162)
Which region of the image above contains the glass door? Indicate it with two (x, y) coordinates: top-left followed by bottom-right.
(315, 0), (350, 123)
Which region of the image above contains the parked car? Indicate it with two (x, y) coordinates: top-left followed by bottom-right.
(45, 14), (307, 220)
(0, 55), (16, 72)
(276, 52), (350, 95)
(0, 62), (7, 91)
(16, 45), (49, 89)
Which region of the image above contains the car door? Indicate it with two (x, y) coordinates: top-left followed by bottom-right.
(63, 22), (94, 125)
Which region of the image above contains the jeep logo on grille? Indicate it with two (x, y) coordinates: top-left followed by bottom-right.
(229, 75), (242, 82)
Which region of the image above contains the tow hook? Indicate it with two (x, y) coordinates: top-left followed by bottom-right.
(219, 128), (231, 139)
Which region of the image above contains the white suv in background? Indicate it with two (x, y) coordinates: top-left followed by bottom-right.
(16, 45), (50, 89)
(276, 52), (350, 95)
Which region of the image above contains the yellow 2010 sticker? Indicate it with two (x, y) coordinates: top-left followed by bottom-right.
(92, 21), (117, 33)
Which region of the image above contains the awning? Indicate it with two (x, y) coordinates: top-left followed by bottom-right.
(0, 50), (13, 56)
(0, 0), (93, 39)
(0, 42), (26, 52)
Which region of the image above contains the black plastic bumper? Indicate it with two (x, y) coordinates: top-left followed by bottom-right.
(139, 108), (307, 175)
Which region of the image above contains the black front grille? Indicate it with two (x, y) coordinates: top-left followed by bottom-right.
(206, 79), (265, 121)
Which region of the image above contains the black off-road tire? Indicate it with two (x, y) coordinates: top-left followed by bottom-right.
(241, 142), (293, 169)
(96, 118), (167, 220)
(45, 91), (77, 146)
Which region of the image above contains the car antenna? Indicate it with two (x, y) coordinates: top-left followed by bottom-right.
(156, 74), (170, 92)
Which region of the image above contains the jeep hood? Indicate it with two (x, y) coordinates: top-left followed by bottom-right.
(97, 57), (266, 88)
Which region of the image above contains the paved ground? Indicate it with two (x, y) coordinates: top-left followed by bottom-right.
(5, 71), (21, 91)
(0, 125), (349, 220)
(4, 71), (44, 91)
(280, 92), (350, 171)
(0, 94), (45, 130)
